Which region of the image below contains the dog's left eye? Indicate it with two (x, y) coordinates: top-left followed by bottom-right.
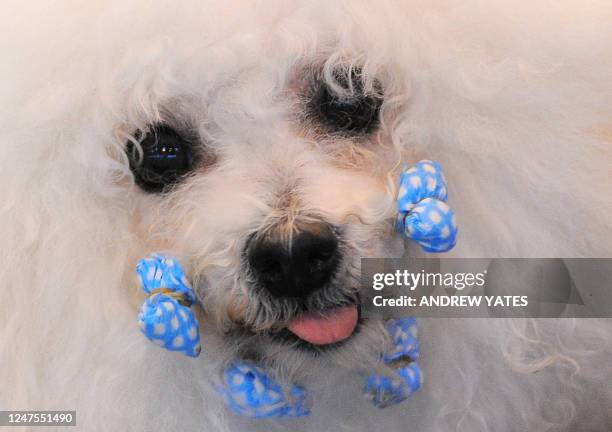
(126, 124), (196, 193)
(311, 68), (383, 135)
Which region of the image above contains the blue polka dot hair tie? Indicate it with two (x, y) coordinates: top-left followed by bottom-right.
(218, 362), (311, 419)
(364, 317), (422, 408)
(396, 160), (458, 252)
(137, 253), (201, 357)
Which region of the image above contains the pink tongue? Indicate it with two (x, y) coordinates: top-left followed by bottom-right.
(287, 305), (358, 345)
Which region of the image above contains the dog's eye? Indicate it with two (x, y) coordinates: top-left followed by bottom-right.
(312, 68), (383, 135)
(126, 124), (196, 193)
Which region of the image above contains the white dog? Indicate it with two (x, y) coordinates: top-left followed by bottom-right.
(2, 1), (612, 431)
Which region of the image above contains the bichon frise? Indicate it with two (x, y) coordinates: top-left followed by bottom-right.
(1, 1), (612, 431)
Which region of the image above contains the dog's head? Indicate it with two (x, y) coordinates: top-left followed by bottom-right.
(127, 68), (405, 357)
(106, 2), (415, 364)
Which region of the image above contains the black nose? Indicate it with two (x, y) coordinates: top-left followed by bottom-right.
(247, 222), (340, 299)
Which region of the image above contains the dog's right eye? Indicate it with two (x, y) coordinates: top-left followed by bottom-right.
(126, 124), (197, 193)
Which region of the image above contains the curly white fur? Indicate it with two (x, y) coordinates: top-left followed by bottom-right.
(1, 1), (612, 431)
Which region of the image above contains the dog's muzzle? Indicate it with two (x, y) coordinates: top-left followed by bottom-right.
(245, 221), (360, 346)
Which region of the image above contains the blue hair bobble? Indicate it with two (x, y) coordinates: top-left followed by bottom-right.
(364, 317), (422, 408)
(137, 253), (201, 357)
(219, 362), (311, 419)
(396, 160), (458, 253)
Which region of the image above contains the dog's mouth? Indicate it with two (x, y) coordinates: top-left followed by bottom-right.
(259, 293), (363, 351)
(285, 303), (359, 345)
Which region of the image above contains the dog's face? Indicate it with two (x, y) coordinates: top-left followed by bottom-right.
(112, 2), (412, 363)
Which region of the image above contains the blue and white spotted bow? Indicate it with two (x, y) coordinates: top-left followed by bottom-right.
(137, 253), (201, 357)
(218, 362), (311, 419)
(364, 317), (422, 407)
(396, 160), (458, 253)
